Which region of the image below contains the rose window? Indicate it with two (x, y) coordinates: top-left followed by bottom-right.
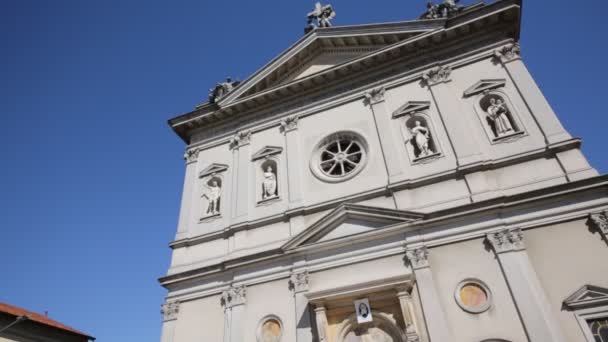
(311, 132), (368, 183)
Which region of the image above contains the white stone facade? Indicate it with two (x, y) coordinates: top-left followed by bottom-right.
(160, 1), (608, 341)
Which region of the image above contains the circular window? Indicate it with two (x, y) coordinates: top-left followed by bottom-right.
(311, 132), (368, 183)
(256, 316), (283, 342)
(455, 279), (492, 314)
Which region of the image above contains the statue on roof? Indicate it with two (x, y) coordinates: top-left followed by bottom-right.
(305, 2), (336, 33)
(208, 77), (240, 104)
(422, 0), (464, 19)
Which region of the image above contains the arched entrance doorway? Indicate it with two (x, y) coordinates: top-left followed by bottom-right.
(336, 311), (406, 342)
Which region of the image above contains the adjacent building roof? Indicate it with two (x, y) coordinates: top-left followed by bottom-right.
(0, 302), (94, 340)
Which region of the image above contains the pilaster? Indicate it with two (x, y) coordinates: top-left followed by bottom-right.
(486, 228), (566, 342)
(281, 115), (304, 208)
(176, 149), (199, 240)
(423, 65), (485, 167)
(494, 43), (572, 144)
(160, 301), (180, 342)
(290, 271), (313, 342)
(364, 87), (405, 183)
(313, 305), (329, 342)
(221, 285), (247, 342)
(397, 288), (422, 342)
(230, 131), (252, 222)
(405, 247), (451, 342)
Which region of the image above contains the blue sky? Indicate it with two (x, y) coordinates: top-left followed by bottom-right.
(0, 1), (606, 341)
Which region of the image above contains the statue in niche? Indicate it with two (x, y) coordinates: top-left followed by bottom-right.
(262, 166), (278, 200)
(410, 120), (434, 158)
(202, 180), (221, 216)
(486, 97), (515, 137)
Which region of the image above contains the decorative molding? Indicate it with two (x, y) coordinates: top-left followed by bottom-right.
(486, 228), (525, 254)
(221, 285), (247, 308)
(563, 285), (608, 311)
(463, 79), (507, 97)
(405, 247), (429, 270)
(364, 87), (386, 105)
(280, 115), (299, 133)
(230, 130), (252, 149)
(252, 146), (283, 161)
(184, 148), (201, 164)
(289, 271), (310, 294)
(494, 43), (521, 63)
(161, 301), (180, 322)
(422, 65), (452, 86)
(590, 211), (608, 237)
(199, 163), (229, 179)
(392, 101), (431, 119)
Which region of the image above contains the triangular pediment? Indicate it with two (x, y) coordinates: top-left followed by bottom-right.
(563, 285), (608, 310)
(251, 146), (283, 161)
(218, 22), (442, 106)
(463, 79), (506, 97)
(282, 204), (424, 251)
(199, 163), (229, 178)
(392, 101), (431, 118)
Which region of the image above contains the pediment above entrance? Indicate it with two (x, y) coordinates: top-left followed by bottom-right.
(282, 204), (424, 251)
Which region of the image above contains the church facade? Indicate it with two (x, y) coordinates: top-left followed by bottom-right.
(160, 1), (608, 341)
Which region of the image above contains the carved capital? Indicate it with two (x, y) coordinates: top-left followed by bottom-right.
(364, 87), (386, 105)
(221, 285), (247, 308)
(422, 66), (452, 86)
(161, 301), (180, 322)
(184, 148), (200, 164)
(230, 130), (252, 149)
(486, 228), (525, 254)
(590, 211), (608, 236)
(280, 115), (299, 133)
(406, 247), (429, 270)
(289, 271), (310, 294)
(494, 43), (521, 63)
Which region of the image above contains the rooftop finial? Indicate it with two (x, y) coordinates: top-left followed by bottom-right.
(208, 77), (240, 104)
(305, 2), (336, 33)
(422, 0), (464, 19)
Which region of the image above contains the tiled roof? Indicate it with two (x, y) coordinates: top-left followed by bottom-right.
(0, 302), (94, 339)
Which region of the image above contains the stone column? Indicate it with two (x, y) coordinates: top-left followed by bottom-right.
(160, 301), (180, 342)
(281, 115), (304, 209)
(221, 285), (247, 342)
(230, 131), (252, 223)
(486, 228), (566, 342)
(314, 305), (329, 342)
(364, 87), (405, 183)
(290, 271), (313, 342)
(423, 65), (484, 167)
(405, 247), (451, 342)
(175, 149), (199, 240)
(396, 288), (422, 342)
(495, 43), (571, 145)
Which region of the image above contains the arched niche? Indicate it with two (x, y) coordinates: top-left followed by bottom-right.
(400, 113), (441, 163)
(477, 91), (525, 142)
(336, 311), (406, 342)
(259, 158), (279, 202)
(201, 175), (223, 220)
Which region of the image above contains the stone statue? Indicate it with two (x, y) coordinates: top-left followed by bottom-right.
(410, 121), (434, 158)
(203, 180), (221, 216)
(486, 98), (514, 137)
(262, 166), (277, 199)
(208, 77), (240, 103)
(422, 0), (463, 19)
(306, 2), (336, 33)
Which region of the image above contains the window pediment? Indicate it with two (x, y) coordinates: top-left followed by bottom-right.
(199, 163), (229, 178)
(563, 285), (608, 310)
(463, 79), (507, 97)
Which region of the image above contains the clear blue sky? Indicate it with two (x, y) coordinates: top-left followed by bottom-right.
(0, 1), (606, 341)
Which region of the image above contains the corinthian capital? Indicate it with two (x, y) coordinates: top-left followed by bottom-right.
(221, 285), (247, 308)
(230, 130), (252, 149)
(289, 271), (310, 294)
(161, 301), (180, 322)
(280, 115), (299, 133)
(486, 228), (525, 254)
(494, 43), (521, 63)
(364, 87), (386, 105)
(590, 211), (608, 236)
(184, 148), (200, 163)
(422, 65), (452, 86)
(406, 247), (429, 270)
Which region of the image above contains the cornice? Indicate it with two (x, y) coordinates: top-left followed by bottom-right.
(160, 175), (608, 289)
